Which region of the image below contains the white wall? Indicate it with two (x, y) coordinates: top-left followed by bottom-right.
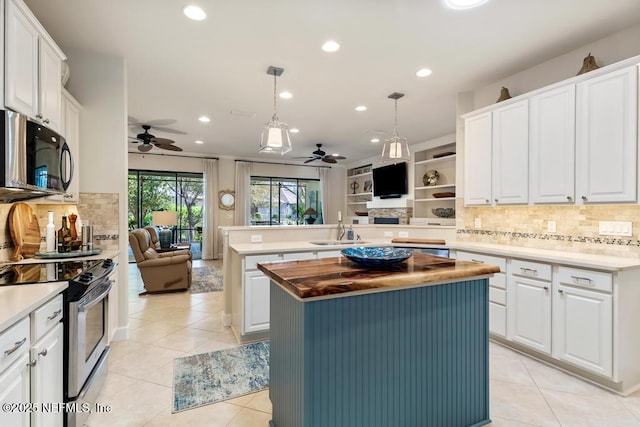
(129, 152), (205, 173)
(65, 48), (129, 341)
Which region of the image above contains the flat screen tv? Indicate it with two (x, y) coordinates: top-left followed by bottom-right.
(372, 162), (408, 199)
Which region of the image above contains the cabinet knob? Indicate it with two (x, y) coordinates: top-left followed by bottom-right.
(36, 113), (43, 119)
(543, 286), (549, 291)
(566, 196), (572, 201)
(485, 199), (490, 204)
(581, 196), (587, 201)
(43, 118), (50, 124)
(27, 359), (37, 368)
(494, 198), (498, 203)
(558, 289), (564, 294)
(38, 349), (48, 357)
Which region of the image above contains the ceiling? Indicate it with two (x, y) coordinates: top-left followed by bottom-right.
(24, 0), (640, 163)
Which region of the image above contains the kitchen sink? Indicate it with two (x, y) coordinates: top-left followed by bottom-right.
(309, 240), (368, 246)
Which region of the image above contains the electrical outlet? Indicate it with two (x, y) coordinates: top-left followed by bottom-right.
(474, 218), (481, 229)
(250, 234), (263, 243)
(547, 221), (556, 233)
(398, 231), (409, 238)
(384, 231), (393, 237)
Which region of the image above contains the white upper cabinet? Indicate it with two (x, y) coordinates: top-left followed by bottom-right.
(529, 85), (576, 204)
(5, 0), (65, 132)
(464, 111), (492, 205)
(575, 66), (638, 203)
(492, 100), (529, 204)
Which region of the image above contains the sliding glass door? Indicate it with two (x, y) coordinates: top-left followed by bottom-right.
(128, 170), (204, 258)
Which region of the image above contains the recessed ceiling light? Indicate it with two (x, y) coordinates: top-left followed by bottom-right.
(183, 5), (206, 20)
(198, 116), (210, 123)
(195, 140), (204, 144)
(290, 128), (300, 133)
(371, 138), (380, 143)
(355, 105), (367, 112)
(322, 40), (340, 52)
(443, 0), (489, 10)
(279, 91), (293, 99)
(416, 68), (433, 77)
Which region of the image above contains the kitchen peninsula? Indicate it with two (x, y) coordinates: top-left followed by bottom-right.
(258, 252), (500, 427)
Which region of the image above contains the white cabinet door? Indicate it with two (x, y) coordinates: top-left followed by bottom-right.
(576, 66), (638, 203)
(507, 275), (551, 354)
(31, 323), (63, 427)
(553, 285), (612, 377)
(489, 302), (506, 337)
(464, 112), (492, 205)
(492, 100), (529, 204)
(243, 271), (270, 334)
(5, 0), (39, 117)
(0, 353), (30, 427)
(530, 85), (576, 204)
(38, 39), (62, 132)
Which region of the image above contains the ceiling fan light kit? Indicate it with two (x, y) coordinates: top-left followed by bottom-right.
(129, 124), (183, 152)
(260, 66), (292, 155)
(381, 92), (411, 163)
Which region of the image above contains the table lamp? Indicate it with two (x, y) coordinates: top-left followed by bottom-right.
(303, 207), (317, 224)
(152, 211), (177, 249)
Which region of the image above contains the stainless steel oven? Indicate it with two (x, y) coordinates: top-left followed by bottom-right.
(67, 279), (111, 398)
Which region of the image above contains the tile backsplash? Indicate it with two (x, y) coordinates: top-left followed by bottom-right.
(0, 192), (120, 262)
(456, 198), (640, 257)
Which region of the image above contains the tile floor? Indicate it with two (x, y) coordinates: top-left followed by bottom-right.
(85, 260), (640, 426)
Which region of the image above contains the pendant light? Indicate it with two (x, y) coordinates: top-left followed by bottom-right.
(259, 66), (292, 154)
(381, 92), (410, 162)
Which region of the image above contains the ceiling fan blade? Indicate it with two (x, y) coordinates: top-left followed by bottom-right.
(127, 116), (141, 125)
(155, 143), (183, 152)
(150, 137), (175, 144)
(150, 126), (188, 135)
(138, 144), (152, 152)
(322, 157), (337, 164)
(128, 137), (141, 143)
(304, 158), (317, 164)
(325, 155), (346, 160)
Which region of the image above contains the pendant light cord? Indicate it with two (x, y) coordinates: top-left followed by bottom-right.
(394, 99), (399, 136)
(272, 71), (278, 121)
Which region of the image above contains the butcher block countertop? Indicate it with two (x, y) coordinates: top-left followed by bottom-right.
(257, 252), (500, 300)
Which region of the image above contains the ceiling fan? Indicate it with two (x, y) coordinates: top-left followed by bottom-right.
(128, 125), (183, 152)
(297, 144), (346, 164)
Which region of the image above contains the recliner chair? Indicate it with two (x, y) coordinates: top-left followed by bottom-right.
(129, 228), (192, 294)
(144, 226), (193, 260)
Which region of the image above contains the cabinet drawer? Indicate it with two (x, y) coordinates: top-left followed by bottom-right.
(456, 251), (506, 272)
(490, 272), (506, 289)
(510, 259), (552, 281)
(0, 317), (30, 373)
(31, 294), (63, 342)
(556, 266), (612, 293)
(282, 251), (316, 261)
(245, 254), (282, 270)
(489, 287), (506, 305)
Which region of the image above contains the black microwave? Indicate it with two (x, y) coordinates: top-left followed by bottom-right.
(0, 109), (73, 202)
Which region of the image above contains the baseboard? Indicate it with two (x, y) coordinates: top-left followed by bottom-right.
(110, 325), (129, 342)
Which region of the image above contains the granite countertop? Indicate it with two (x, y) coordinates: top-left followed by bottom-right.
(230, 239), (392, 255)
(0, 282), (68, 331)
(257, 252), (500, 300)
(449, 242), (640, 271)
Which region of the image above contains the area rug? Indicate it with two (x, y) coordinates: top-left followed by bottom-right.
(190, 266), (223, 294)
(173, 340), (269, 412)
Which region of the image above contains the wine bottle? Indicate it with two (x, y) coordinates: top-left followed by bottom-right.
(57, 216), (72, 253)
(46, 211), (56, 252)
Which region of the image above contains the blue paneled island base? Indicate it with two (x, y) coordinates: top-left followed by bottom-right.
(268, 277), (490, 427)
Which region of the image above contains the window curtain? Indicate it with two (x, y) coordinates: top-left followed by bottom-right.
(202, 159), (219, 259)
(235, 161), (251, 225)
(318, 167), (330, 224)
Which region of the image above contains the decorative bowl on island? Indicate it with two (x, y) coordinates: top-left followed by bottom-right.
(432, 208), (455, 218)
(340, 247), (413, 266)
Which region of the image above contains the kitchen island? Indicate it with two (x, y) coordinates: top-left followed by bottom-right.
(258, 252), (500, 427)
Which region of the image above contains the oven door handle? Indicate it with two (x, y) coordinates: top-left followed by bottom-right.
(77, 281), (112, 313)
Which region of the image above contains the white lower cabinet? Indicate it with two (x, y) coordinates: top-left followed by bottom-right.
(552, 267), (613, 378)
(0, 353), (30, 427)
(30, 323), (63, 427)
(243, 271), (271, 334)
(507, 275), (552, 354)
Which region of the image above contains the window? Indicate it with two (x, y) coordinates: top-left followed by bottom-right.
(128, 170), (204, 258)
(250, 176), (321, 225)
